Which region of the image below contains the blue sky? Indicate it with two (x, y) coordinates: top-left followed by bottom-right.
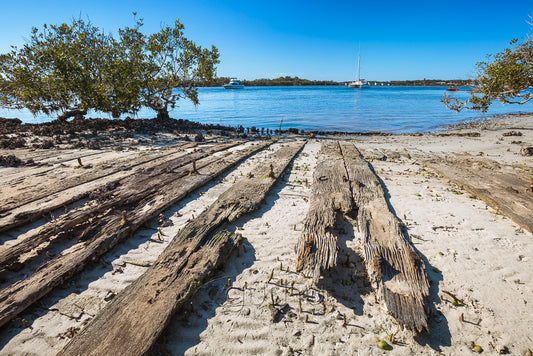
(0, 0), (531, 81)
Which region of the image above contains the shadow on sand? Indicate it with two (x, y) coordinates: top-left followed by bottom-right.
(317, 211), (371, 317)
(149, 182), (289, 355)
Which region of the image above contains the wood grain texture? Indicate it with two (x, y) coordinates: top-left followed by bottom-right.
(295, 141), (352, 279)
(340, 142), (429, 332)
(0, 141), (270, 328)
(58, 140), (305, 356)
(0, 143), (198, 215)
(0, 142), (240, 268)
(423, 156), (533, 234)
(0, 143), (216, 232)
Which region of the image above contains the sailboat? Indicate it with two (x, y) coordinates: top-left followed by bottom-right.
(348, 44), (370, 88)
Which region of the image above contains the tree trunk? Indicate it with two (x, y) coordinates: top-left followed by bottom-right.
(57, 109), (87, 122)
(156, 108), (170, 120)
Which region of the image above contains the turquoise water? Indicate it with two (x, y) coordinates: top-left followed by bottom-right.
(2, 86), (533, 133)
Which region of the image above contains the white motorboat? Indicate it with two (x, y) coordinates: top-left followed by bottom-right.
(348, 44), (370, 89)
(223, 78), (244, 89)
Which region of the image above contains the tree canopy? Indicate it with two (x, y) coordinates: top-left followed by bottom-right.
(0, 16), (219, 121)
(443, 28), (533, 112)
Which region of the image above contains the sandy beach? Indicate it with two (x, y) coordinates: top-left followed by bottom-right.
(0, 114), (532, 355)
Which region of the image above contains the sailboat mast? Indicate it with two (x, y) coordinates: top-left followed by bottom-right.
(357, 43), (361, 81)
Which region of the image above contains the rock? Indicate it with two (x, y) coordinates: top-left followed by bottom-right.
(269, 303), (290, 323)
(502, 130), (522, 136)
(158, 213), (173, 227)
(520, 147), (533, 156)
(195, 132), (205, 142)
(0, 155), (23, 167)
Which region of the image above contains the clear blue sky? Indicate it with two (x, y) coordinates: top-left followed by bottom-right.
(0, 0), (532, 81)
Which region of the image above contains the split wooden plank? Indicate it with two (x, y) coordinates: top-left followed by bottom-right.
(0, 150), (110, 196)
(0, 150), (106, 181)
(295, 141), (352, 279)
(422, 156), (533, 234)
(0, 141), (243, 268)
(0, 144), (203, 232)
(0, 141), (273, 327)
(0, 142), (202, 220)
(58, 140), (305, 356)
(0, 142), (196, 212)
(340, 142), (429, 332)
(0, 148), (100, 165)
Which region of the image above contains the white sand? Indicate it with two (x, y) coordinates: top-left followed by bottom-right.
(0, 115), (532, 355)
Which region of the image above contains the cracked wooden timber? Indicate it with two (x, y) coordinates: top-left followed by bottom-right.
(340, 141), (429, 332)
(422, 155), (533, 234)
(58, 140), (305, 356)
(0, 142), (199, 218)
(0, 140), (271, 328)
(0, 141), (243, 269)
(0, 142), (220, 233)
(296, 141), (352, 279)
(296, 140), (429, 332)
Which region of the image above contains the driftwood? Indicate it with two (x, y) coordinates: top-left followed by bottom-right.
(0, 148), (101, 167)
(0, 143), (196, 213)
(358, 146), (533, 234)
(423, 156), (533, 234)
(0, 141), (272, 328)
(295, 141), (429, 331)
(296, 141), (352, 279)
(0, 141), (243, 268)
(0, 143), (211, 232)
(58, 140), (305, 356)
(340, 142), (429, 332)
(0, 150), (106, 183)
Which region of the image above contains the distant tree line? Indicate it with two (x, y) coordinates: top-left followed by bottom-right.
(382, 79), (474, 86)
(204, 76), (473, 87)
(207, 76), (342, 87)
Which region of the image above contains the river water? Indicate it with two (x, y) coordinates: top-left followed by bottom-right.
(2, 86), (533, 133)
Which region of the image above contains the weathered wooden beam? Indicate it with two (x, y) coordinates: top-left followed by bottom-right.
(58, 140), (305, 356)
(0, 143), (222, 232)
(0, 150), (116, 213)
(0, 142), (241, 268)
(0, 141), (272, 328)
(340, 142), (429, 332)
(423, 156), (533, 234)
(295, 141), (352, 279)
(0, 142), (196, 211)
(0, 150), (107, 186)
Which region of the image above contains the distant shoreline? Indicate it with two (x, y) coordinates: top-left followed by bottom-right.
(208, 76), (473, 87)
